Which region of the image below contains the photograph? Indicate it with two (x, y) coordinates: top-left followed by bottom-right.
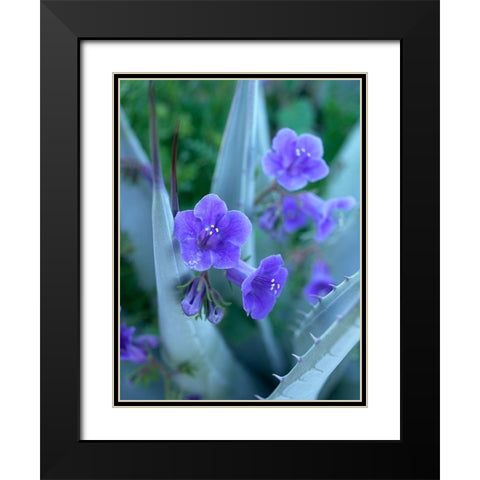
(117, 77), (365, 403)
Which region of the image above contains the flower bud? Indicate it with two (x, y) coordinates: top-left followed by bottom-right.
(181, 277), (206, 316)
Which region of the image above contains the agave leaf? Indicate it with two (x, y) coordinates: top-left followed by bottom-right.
(267, 303), (360, 400)
(211, 80), (285, 374)
(212, 80), (258, 219)
(120, 109), (156, 291)
(292, 271), (360, 355)
(321, 123), (361, 282)
(325, 122), (361, 200)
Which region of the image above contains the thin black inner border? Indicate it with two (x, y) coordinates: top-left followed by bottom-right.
(113, 73), (367, 407)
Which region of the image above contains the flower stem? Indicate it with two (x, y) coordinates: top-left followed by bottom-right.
(254, 180), (279, 205)
(150, 357), (172, 399)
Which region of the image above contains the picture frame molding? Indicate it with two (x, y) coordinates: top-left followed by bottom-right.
(41, 1), (439, 478)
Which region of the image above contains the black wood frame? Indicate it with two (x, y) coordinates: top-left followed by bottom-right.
(41, 1), (439, 478)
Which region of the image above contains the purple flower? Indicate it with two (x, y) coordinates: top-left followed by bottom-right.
(299, 193), (356, 242)
(304, 260), (334, 304)
(258, 205), (280, 231)
(226, 255), (288, 320)
(174, 194), (252, 271)
(120, 324), (159, 364)
(262, 128), (329, 191)
(281, 195), (308, 233)
(181, 277), (206, 316)
(206, 295), (224, 324)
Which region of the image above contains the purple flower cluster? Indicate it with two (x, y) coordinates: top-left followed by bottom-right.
(259, 192), (355, 243)
(120, 324), (159, 364)
(303, 260), (335, 304)
(174, 194), (287, 322)
(258, 128), (356, 243)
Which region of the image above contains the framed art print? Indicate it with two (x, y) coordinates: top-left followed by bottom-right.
(41, 1), (439, 478)
(114, 74), (366, 407)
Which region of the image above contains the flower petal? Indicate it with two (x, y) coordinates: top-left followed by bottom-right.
(304, 261), (334, 304)
(276, 170), (308, 191)
(133, 334), (160, 350)
(178, 238), (213, 271)
(211, 242), (242, 269)
(121, 344), (148, 364)
(174, 210), (201, 242)
(193, 193), (227, 226)
(325, 196), (356, 214)
(302, 157), (329, 183)
(261, 150), (284, 177)
(282, 196), (308, 232)
(243, 290), (276, 320)
(256, 254), (285, 278)
(272, 128), (297, 153)
(181, 278), (206, 316)
(297, 133), (324, 160)
(314, 217), (336, 242)
(217, 210), (252, 246)
(298, 192), (326, 220)
(274, 266), (288, 291)
(258, 206), (279, 231)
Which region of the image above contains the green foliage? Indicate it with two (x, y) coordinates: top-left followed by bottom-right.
(277, 98), (315, 133)
(128, 360), (161, 388)
(121, 80), (236, 209)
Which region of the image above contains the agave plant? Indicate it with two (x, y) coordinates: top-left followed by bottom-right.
(119, 79), (361, 401)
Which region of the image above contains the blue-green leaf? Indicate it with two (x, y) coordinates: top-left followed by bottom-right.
(120, 109), (156, 291)
(267, 303), (360, 400)
(292, 272), (360, 354)
(321, 123), (361, 282)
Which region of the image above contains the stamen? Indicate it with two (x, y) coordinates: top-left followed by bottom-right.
(307, 152), (311, 157)
(301, 147), (306, 153)
(295, 148), (301, 156)
(215, 228), (219, 233)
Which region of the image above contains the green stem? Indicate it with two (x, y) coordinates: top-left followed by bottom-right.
(254, 180), (279, 205)
(150, 357), (172, 399)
